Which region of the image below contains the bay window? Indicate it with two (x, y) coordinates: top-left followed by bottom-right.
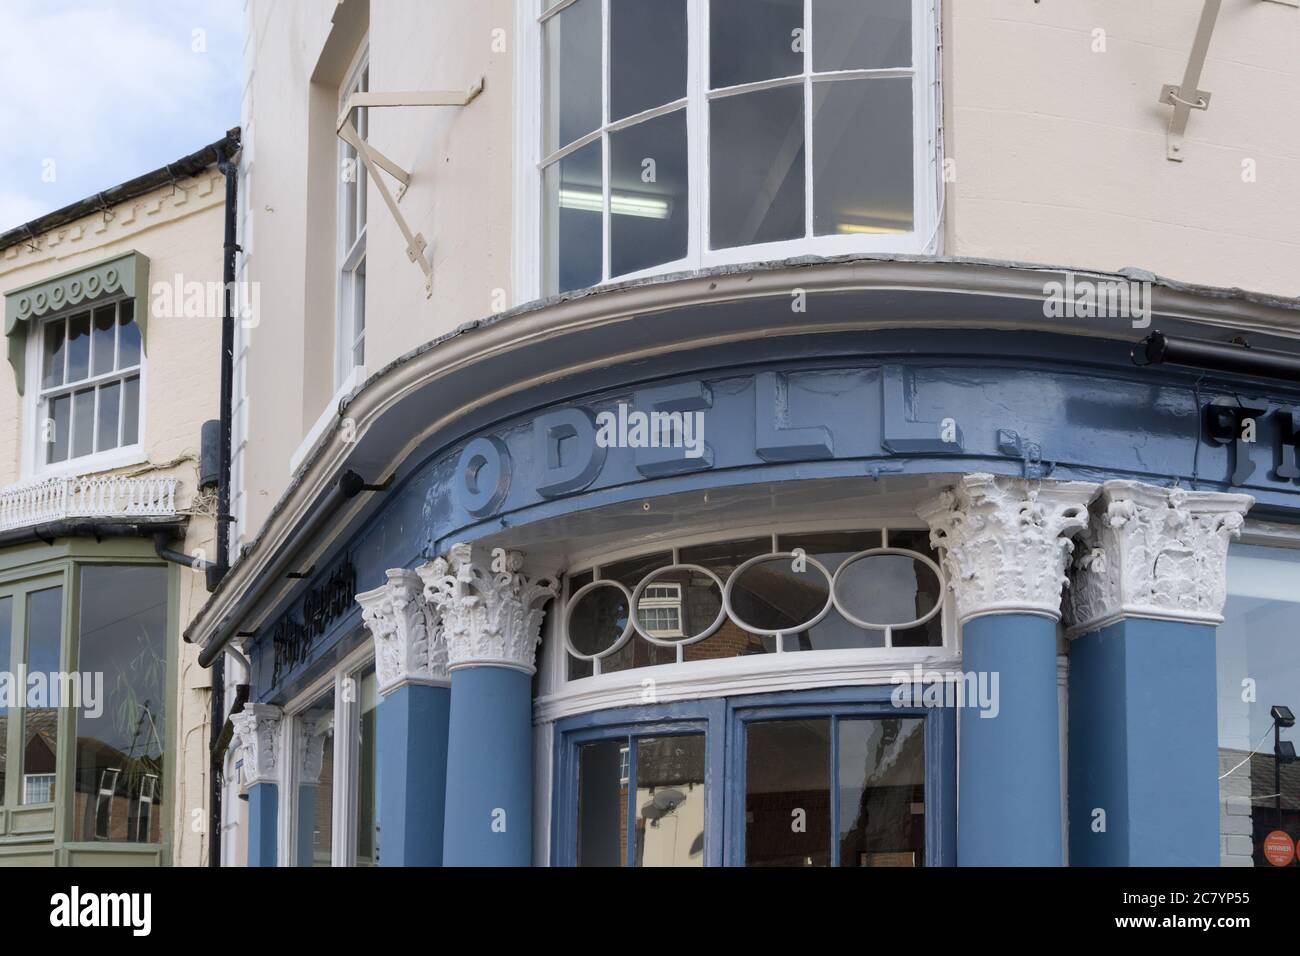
(531, 0), (940, 296)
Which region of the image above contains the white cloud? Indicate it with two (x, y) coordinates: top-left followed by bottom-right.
(0, 0), (241, 232)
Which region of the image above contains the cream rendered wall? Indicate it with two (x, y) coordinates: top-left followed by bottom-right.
(946, 0), (1300, 296)
(238, 0), (513, 537)
(0, 170), (227, 866)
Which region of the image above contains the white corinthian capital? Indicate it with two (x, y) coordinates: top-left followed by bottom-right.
(357, 568), (449, 695)
(417, 544), (558, 674)
(230, 703), (283, 790)
(917, 473), (1100, 623)
(1065, 481), (1254, 636)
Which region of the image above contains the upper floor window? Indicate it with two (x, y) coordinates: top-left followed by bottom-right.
(562, 528), (946, 680)
(336, 50), (369, 389)
(38, 300), (142, 467)
(533, 0), (938, 296)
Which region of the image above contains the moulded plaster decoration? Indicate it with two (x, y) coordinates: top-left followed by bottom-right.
(917, 473), (1100, 623)
(357, 567), (449, 695)
(1065, 481), (1254, 636)
(417, 543), (557, 674)
(230, 703), (283, 789)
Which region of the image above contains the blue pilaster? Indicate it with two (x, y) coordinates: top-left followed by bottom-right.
(379, 683), (451, 866)
(958, 613), (1064, 866)
(246, 783), (278, 867)
(1068, 618), (1220, 866)
(442, 666), (533, 866)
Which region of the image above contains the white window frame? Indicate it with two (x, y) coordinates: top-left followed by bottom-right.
(515, 0), (943, 301)
(335, 44), (369, 392)
(22, 772), (55, 806)
(276, 640), (375, 868)
(22, 300), (148, 479)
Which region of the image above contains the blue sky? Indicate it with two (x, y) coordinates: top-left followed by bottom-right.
(0, 0), (241, 233)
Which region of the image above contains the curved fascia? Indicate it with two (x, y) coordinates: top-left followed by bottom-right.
(186, 254), (1300, 653)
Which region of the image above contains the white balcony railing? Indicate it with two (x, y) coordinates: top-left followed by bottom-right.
(0, 474), (179, 533)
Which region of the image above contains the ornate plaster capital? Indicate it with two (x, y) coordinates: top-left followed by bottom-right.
(917, 473), (1100, 623)
(417, 543), (557, 674)
(230, 703), (283, 790)
(357, 568), (449, 695)
(1065, 481), (1253, 636)
(296, 716), (331, 787)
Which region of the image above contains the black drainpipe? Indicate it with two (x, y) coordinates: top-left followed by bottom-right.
(208, 127), (241, 867)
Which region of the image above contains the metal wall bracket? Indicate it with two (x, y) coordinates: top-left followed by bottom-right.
(1160, 0), (1220, 162)
(336, 78), (486, 298)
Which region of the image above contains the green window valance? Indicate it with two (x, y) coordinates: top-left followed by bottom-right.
(4, 251), (150, 394)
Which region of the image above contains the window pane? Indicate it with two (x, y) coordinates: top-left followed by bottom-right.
(813, 77), (913, 236)
(41, 320), (65, 389)
(710, 85), (805, 249)
(680, 537), (776, 660)
(71, 388), (95, 459)
(634, 734), (705, 867)
(746, 718), (831, 866)
(118, 301), (140, 368)
(543, 0), (602, 154)
(577, 738), (629, 866)
(96, 381), (121, 453)
(543, 139), (603, 294)
(780, 531), (885, 650)
(67, 312), (91, 382)
(297, 695), (335, 866)
(838, 717), (925, 867)
(23, 587), (63, 806)
(46, 394), (70, 463)
(596, 551), (675, 673)
(122, 375), (140, 446)
(0, 597), (11, 803)
(886, 529), (944, 646)
(610, 0), (686, 121)
(355, 669), (380, 866)
(813, 0), (911, 72)
(710, 0), (803, 89)
(610, 110), (688, 277)
(73, 566), (167, 842)
(1218, 544), (1300, 866)
(353, 259), (366, 369)
(91, 306), (116, 376)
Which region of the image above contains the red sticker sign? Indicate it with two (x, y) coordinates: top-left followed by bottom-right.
(1263, 830), (1295, 867)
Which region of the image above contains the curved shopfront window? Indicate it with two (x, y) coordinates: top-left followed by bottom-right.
(533, 0), (938, 295)
(561, 528), (946, 680)
(1218, 542), (1300, 867)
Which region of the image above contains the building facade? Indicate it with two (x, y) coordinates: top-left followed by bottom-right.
(194, 0), (1300, 867)
(0, 135), (238, 865)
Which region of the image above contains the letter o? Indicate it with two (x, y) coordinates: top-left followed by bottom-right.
(456, 436), (512, 517)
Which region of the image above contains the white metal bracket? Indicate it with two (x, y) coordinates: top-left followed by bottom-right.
(1159, 0), (1220, 162)
(336, 77), (486, 297)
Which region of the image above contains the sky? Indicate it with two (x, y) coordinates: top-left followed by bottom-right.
(0, 0), (241, 234)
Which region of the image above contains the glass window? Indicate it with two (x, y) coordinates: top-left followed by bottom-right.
(355, 668), (380, 866)
(1218, 543), (1300, 866)
(0, 596), (11, 803)
(73, 566), (167, 841)
(296, 694), (335, 867)
(337, 52), (369, 388)
(23, 587), (62, 806)
(745, 718), (831, 866)
(38, 301), (143, 465)
(539, 0), (926, 293)
(562, 528), (946, 679)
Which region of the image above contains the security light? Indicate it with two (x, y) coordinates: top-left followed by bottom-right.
(1272, 705), (1296, 728)
(1278, 741), (1297, 762)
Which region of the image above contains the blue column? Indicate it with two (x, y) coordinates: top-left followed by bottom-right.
(1069, 618), (1221, 865)
(959, 613), (1063, 865)
(442, 666), (533, 866)
(246, 783), (278, 867)
(379, 683), (451, 866)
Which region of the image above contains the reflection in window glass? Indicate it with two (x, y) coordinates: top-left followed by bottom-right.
(0, 597), (10, 803)
(710, 0), (802, 89)
(297, 696), (335, 866)
(24, 588), (62, 806)
(577, 739), (628, 866)
(812, 0), (911, 72)
(74, 566), (167, 840)
(66, 313), (90, 382)
(1218, 544), (1300, 866)
(543, 0), (601, 155)
(598, 552), (675, 673)
(544, 140), (603, 294)
(611, 0), (686, 121)
(610, 110), (689, 277)
(634, 735), (705, 867)
(356, 669), (380, 866)
(838, 718), (924, 867)
(709, 85), (805, 249)
(746, 719), (831, 866)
